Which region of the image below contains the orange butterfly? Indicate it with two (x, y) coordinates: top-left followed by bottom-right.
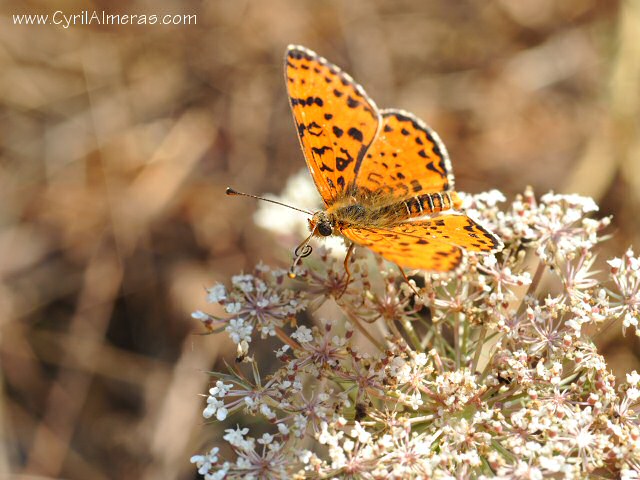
(282, 45), (502, 277)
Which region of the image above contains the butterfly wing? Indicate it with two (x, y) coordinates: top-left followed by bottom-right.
(341, 214), (502, 271)
(355, 109), (455, 200)
(285, 45), (381, 205)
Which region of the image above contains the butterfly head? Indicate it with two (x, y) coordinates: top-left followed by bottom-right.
(310, 212), (335, 237)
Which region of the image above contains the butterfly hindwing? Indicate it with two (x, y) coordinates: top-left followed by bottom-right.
(355, 109), (455, 199)
(341, 214), (502, 272)
(342, 225), (465, 272)
(285, 45), (381, 205)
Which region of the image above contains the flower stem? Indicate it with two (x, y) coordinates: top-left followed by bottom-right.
(343, 308), (386, 351)
(471, 326), (487, 374)
(454, 313), (461, 369)
(400, 317), (423, 352)
(275, 326), (301, 351)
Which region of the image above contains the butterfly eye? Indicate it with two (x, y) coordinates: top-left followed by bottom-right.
(317, 221), (333, 237)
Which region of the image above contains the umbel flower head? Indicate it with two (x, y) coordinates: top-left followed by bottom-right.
(191, 186), (640, 480)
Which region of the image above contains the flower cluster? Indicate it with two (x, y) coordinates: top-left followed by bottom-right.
(192, 187), (640, 479)
(192, 264), (308, 358)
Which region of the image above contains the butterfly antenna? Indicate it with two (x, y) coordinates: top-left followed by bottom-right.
(289, 230), (315, 279)
(226, 187), (313, 215)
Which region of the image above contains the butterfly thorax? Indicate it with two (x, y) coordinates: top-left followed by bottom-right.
(310, 188), (463, 236)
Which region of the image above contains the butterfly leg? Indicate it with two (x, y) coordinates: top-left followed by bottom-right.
(288, 232), (315, 278)
(396, 264), (421, 296)
(338, 243), (355, 297)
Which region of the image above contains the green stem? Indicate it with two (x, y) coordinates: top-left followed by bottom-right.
(399, 317), (423, 351)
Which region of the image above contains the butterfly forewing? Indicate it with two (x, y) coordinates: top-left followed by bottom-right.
(355, 109), (455, 200)
(285, 45), (381, 205)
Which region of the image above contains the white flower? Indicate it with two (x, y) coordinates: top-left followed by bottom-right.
(225, 302), (241, 314)
(350, 422), (371, 443)
(190, 447), (219, 475)
(207, 284), (227, 303)
(231, 274), (254, 293)
(260, 403), (276, 420)
(277, 423), (290, 435)
(223, 426), (251, 449)
(607, 257), (623, 271)
(540, 192), (598, 213)
(225, 318), (252, 344)
(291, 325), (313, 343)
(626, 371), (640, 386)
(209, 381), (233, 398)
(203, 396), (228, 421)
(626, 387), (640, 402)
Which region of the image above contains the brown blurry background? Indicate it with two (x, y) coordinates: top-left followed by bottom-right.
(1, 0), (639, 478)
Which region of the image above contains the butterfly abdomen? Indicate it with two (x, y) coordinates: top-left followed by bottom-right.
(402, 191), (462, 217)
(331, 191), (463, 229)
(367, 191), (461, 225)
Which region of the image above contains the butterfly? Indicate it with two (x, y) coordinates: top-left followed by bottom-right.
(283, 45), (502, 278)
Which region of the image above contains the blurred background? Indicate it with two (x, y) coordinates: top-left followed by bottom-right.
(1, 0), (639, 478)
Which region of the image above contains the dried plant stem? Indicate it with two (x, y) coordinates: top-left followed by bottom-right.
(471, 326), (487, 374)
(461, 314), (471, 363)
(479, 333), (505, 382)
(408, 414), (436, 425)
(275, 326), (301, 351)
(486, 386), (524, 406)
(343, 308), (386, 351)
(420, 329), (435, 350)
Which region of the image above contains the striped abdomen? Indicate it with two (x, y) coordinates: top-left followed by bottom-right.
(331, 191), (462, 227)
(389, 191), (462, 220)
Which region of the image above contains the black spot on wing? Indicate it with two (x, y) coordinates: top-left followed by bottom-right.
(312, 146), (331, 156)
(426, 162), (440, 175)
(307, 122), (322, 136)
(348, 127), (363, 142)
(336, 148), (354, 171)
